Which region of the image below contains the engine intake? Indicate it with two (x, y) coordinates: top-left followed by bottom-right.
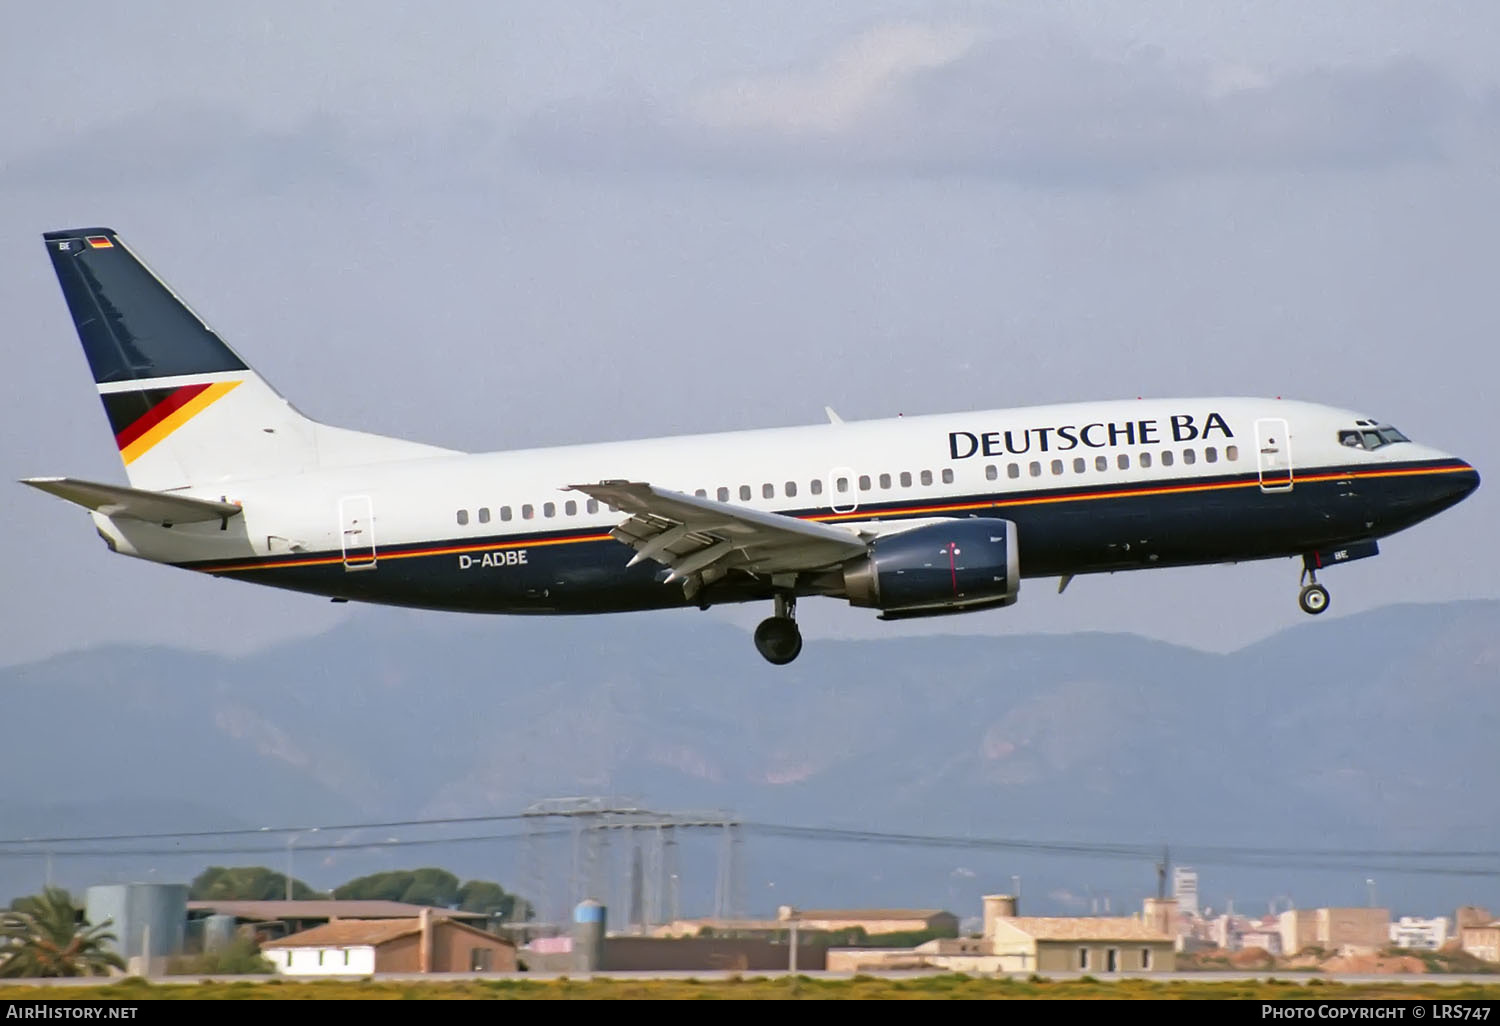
(842, 518), (1019, 619)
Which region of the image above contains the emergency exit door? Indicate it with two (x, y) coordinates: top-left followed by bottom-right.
(1254, 418), (1294, 492)
(339, 495), (378, 570)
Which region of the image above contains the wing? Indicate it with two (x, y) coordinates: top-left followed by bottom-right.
(567, 480), (867, 592)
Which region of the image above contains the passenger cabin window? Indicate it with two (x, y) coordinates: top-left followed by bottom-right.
(1029, 461), (1041, 477)
(785, 481), (798, 497)
(1140, 452), (1152, 468)
(1007, 463), (1020, 479)
(543, 502), (556, 517)
(920, 470), (933, 486)
(986, 465), (998, 481)
(501, 506), (513, 521)
(1226, 445), (1239, 461)
(522, 504), (534, 519)
(1074, 458), (1086, 474)
(762, 483), (774, 499)
(1117, 454), (1130, 470)
(717, 487), (730, 502)
(810, 479), (823, 496)
(740, 485), (752, 501)
(478, 507), (490, 524)
(899, 472), (911, 487)
(1096, 455), (1108, 472)
(1161, 450), (1174, 467)
(836, 477), (849, 493)
(456, 509), (469, 526)
(1182, 449), (1197, 465)
(565, 500), (577, 516)
(1204, 446), (1218, 463)
(859, 475), (871, 491)
(879, 473), (892, 489)
(1051, 459), (1064, 475)
(941, 468), (954, 484)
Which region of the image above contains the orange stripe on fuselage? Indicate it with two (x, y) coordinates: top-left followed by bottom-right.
(121, 380), (241, 465)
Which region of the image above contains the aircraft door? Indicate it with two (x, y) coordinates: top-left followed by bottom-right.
(1255, 418), (1294, 492)
(827, 466), (859, 514)
(339, 495), (378, 570)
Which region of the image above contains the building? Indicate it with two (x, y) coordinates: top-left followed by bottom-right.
(651, 906), (957, 939)
(1389, 916), (1449, 951)
(260, 909), (516, 975)
(1460, 919), (1500, 963)
(186, 899), (490, 942)
(1278, 907), (1390, 956)
(988, 917), (1176, 972)
(825, 893), (1174, 973)
(1173, 868), (1200, 917)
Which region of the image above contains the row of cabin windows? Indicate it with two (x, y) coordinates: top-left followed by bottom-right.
(456, 499), (602, 525)
(453, 468), (961, 525)
(450, 448), (1234, 526)
(985, 445), (1239, 481)
(702, 468), (955, 503)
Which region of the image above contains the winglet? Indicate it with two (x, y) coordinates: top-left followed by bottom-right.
(824, 406), (843, 425)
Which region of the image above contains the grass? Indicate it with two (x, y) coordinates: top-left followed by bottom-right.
(5, 975), (1500, 1001)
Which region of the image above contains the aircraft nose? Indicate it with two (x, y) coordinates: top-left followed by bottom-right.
(1455, 459), (1481, 500)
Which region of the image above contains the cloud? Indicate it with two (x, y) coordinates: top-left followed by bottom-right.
(514, 23), (1487, 185)
(689, 23), (977, 136)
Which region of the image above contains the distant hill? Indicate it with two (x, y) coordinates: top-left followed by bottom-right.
(3, 599), (1497, 923)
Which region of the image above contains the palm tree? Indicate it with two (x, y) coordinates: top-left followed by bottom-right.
(0, 887), (125, 978)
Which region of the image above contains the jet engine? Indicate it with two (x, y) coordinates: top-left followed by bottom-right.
(841, 518), (1019, 620)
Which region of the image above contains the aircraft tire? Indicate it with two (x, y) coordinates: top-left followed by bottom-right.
(1298, 583), (1330, 615)
(754, 617), (803, 665)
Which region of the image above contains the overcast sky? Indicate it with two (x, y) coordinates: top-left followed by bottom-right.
(2, 2), (1497, 666)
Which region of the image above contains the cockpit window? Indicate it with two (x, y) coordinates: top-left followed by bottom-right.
(1339, 425), (1410, 450)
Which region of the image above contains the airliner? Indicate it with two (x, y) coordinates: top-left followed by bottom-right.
(24, 227), (1480, 664)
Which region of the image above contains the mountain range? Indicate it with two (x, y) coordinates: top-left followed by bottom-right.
(3, 598), (1497, 925)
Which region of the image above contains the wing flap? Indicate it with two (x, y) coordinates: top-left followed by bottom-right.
(569, 480), (866, 583)
(21, 476), (242, 526)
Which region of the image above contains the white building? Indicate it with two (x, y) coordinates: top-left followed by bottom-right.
(1172, 868), (1200, 917)
(1390, 916), (1450, 950)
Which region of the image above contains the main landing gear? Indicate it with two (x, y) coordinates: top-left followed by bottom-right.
(754, 592), (803, 665)
(1298, 568), (1330, 616)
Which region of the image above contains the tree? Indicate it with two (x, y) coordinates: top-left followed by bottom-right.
(333, 868), (460, 907)
(457, 880), (528, 921)
(189, 866), (322, 902)
(0, 887), (126, 978)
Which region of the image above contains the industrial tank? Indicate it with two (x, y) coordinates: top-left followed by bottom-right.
(84, 883), (188, 961)
(572, 899), (606, 972)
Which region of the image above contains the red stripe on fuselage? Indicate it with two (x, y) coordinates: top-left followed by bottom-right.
(113, 383), (211, 450)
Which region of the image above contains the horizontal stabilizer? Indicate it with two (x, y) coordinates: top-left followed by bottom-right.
(21, 476), (242, 526)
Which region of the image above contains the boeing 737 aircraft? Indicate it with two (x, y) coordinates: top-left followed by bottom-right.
(24, 228), (1480, 664)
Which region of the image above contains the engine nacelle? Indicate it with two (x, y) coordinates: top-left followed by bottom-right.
(841, 518), (1019, 619)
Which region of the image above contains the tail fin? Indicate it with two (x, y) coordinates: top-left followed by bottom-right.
(43, 227), (452, 490)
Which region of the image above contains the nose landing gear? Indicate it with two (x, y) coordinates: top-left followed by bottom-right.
(754, 592), (803, 665)
(1298, 568), (1330, 615)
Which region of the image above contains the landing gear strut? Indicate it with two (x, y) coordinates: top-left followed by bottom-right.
(1298, 568), (1330, 616)
(754, 593), (803, 665)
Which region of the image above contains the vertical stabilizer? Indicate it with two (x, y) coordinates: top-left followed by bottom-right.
(42, 228), (451, 490)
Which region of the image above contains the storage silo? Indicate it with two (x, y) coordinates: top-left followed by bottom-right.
(84, 883), (188, 964)
(572, 899), (606, 972)
(202, 914), (238, 954)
